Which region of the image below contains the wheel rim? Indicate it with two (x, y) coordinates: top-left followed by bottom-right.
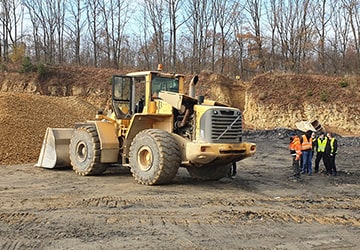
(76, 141), (87, 162)
(137, 146), (152, 171)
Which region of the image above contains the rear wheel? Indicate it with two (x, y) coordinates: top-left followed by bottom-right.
(186, 163), (231, 181)
(129, 129), (180, 185)
(69, 126), (106, 175)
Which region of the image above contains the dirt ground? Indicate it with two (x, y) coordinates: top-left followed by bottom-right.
(1, 132), (359, 250)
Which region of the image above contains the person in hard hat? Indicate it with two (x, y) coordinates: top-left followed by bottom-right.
(314, 132), (328, 173)
(324, 132), (338, 176)
(289, 132), (302, 179)
(301, 130), (313, 175)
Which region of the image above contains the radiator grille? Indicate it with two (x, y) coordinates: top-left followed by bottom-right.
(200, 108), (242, 143)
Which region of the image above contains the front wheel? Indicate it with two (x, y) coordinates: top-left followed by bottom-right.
(69, 126), (106, 176)
(129, 129), (180, 185)
(186, 163), (231, 181)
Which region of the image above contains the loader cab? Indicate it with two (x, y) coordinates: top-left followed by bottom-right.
(111, 71), (184, 118)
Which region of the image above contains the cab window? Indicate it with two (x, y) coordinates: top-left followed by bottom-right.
(151, 76), (179, 97)
(112, 76), (131, 118)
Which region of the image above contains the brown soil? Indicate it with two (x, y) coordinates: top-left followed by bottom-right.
(0, 134), (359, 249)
(0, 93), (97, 165)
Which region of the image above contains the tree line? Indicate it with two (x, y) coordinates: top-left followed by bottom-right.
(1, 0), (360, 79)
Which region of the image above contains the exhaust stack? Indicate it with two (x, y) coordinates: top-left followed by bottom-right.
(189, 75), (199, 98)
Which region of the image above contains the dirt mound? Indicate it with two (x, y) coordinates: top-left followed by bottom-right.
(0, 93), (98, 165)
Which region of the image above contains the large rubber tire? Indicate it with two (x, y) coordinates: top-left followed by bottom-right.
(129, 129), (180, 185)
(186, 163), (232, 181)
(69, 126), (107, 176)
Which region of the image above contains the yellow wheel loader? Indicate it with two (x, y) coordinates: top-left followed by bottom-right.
(36, 68), (256, 185)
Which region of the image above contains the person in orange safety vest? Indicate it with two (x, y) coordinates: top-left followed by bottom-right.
(301, 130), (313, 175)
(289, 132), (302, 179)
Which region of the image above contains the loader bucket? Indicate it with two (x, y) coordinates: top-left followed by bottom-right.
(35, 128), (75, 168)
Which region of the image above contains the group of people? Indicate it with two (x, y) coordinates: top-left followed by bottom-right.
(289, 130), (338, 180)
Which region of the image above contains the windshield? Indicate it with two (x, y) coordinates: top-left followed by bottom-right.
(151, 76), (179, 97)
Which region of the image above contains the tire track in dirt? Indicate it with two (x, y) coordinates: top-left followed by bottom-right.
(2, 184), (360, 228)
(0, 212), (48, 250)
(218, 208), (360, 226)
(50, 194), (360, 227)
(0, 212), (36, 225)
(1, 240), (43, 250)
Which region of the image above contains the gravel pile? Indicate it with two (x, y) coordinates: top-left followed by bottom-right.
(0, 93), (97, 165)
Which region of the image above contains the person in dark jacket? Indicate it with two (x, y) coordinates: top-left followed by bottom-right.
(324, 132), (338, 176)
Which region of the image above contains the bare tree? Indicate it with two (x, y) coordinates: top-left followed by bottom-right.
(310, 0), (332, 73)
(343, 0), (360, 72)
(265, 0), (278, 71)
(67, 0), (85, 65)
(54, 0), (66, 64)
(210, 1), (218, 72)
(274, 0), (313, 72)
(214, 0), (238, 73)
(328, 1), (350, 73)
(244, 0), (264, 72)
(23, 0), (59, 63)
(99, 0), (113, 67)
(0, 0), (23, 61)
(136, 5), (152, 69)
(185, 0), (213, 73)
(86, 0), (101, 67)
(144, 0), (167, 66)
(98, 0), (131, 68)
(166, 0), (185, 71)
(234, 19), (244, 77)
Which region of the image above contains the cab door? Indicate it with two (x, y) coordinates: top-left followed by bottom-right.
(111, 75), (133, 118)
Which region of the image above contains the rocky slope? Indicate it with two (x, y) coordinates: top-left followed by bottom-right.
(0, 66), (118, 109)
(243, 73), (360, 136)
